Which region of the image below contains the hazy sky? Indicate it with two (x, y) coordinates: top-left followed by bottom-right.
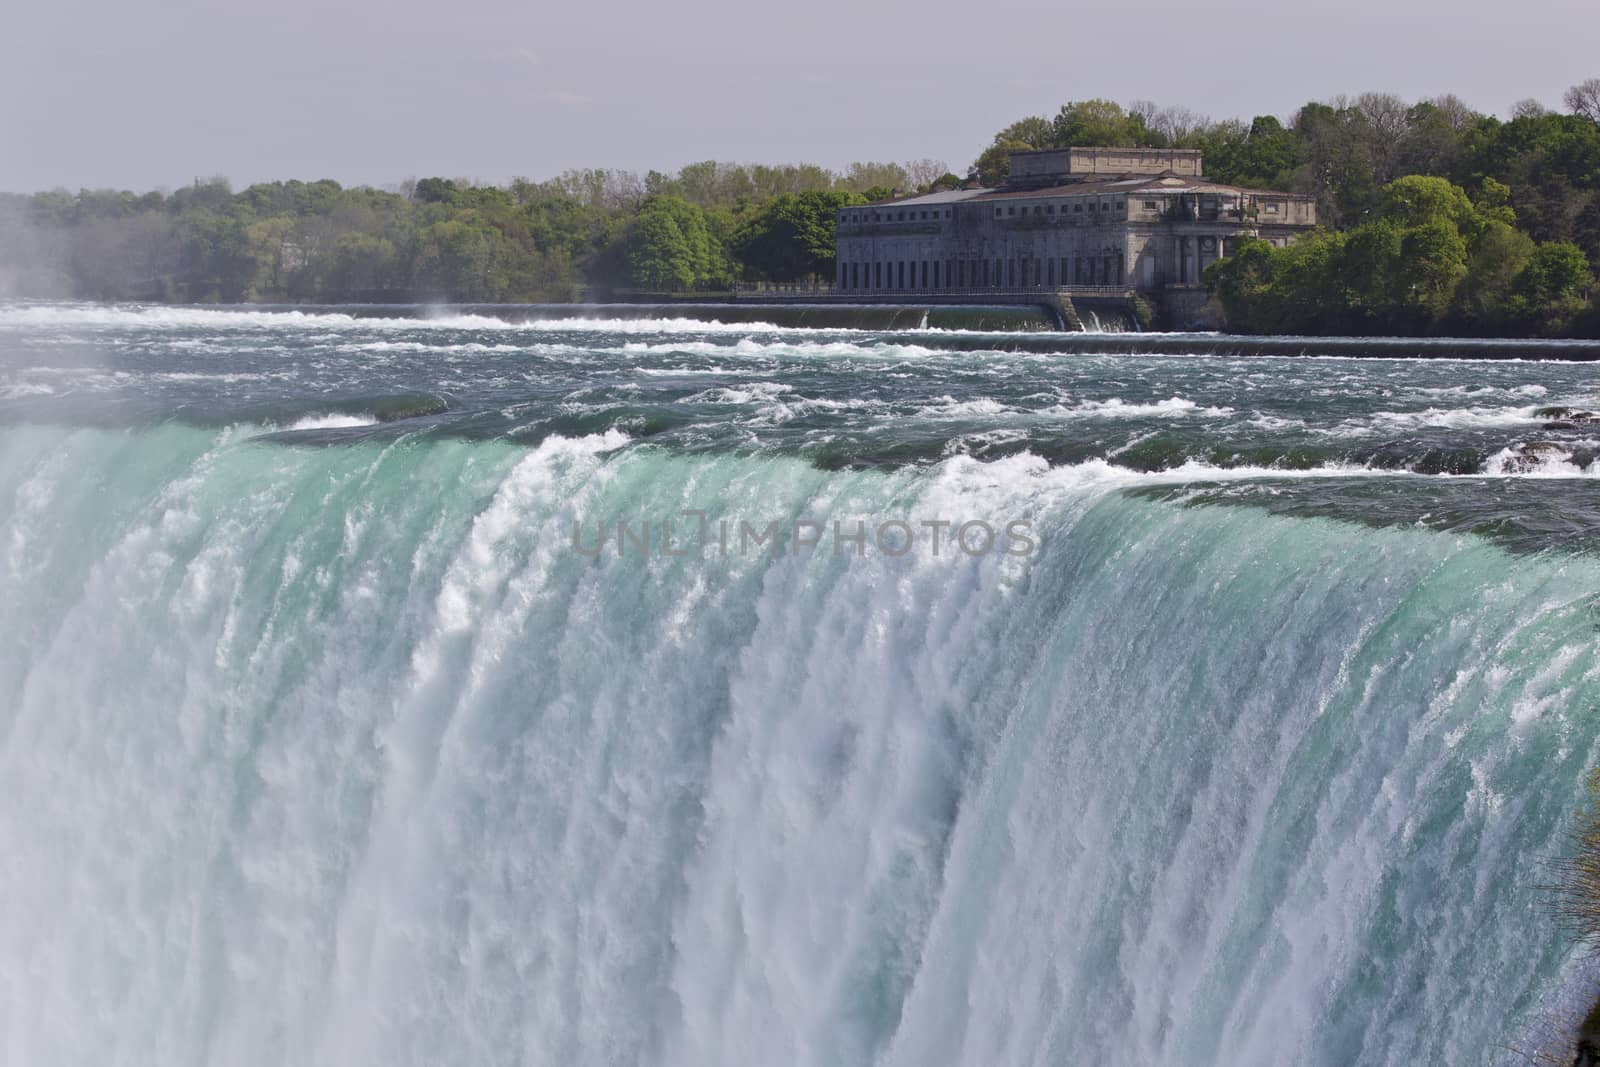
(3, 0), (1594, 192)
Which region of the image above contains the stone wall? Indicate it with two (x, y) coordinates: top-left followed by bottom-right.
(1008, 147), (1204, 187)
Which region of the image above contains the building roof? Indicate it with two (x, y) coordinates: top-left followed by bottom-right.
(966, 174), (1314, 202)
(852, 170), (1314, 210)
(1005, 145), (1201, 159)
(858, 187), (992, 208)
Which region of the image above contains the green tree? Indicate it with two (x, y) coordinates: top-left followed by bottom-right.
(1396, 99), (1475, 177)
(1337, 220), (1405, 323)
(841, 162), (911, 197)
(735, 190), (862, 282)
(1472, 178), (1518, 228)
(327, 232), (398, 296)
(626, 208), (696, 289)
(1396, 220), (1470, 319)
(1510, 242), (1594, 327)
(1050, 100), (1153, 148)
(1202, 116), (1305, 188)
(971, 140), (1033, 186)
(413, 178), (461, 205)
(1459, 112), (1600, 247)
(968, 116), (1059, 184)
(1375, 175), (1479, 235)
(412, 218), (498, 299)
(623, 196), (720, 290)
(245, 216), (298, 297)
(1454, 221), (1535, 324)
(1292, 102), (1379, 227)
(178, 207), (255, 301)
(1203, 236), (1277, 331)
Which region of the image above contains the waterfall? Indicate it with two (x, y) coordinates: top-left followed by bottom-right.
(0, 422), (1590, 1067)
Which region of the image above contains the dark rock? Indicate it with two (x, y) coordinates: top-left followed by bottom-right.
(1499, 441), (1568, 474)
(1535, 406), (1599, 423)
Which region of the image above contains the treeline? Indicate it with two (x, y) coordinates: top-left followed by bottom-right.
(979, 87), (1600, 335)
(1208, 178), (1595, 335)
(0, 159), (956, 303)
(6, 82), (1600, 335)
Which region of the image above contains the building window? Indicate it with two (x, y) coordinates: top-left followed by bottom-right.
(1074, 204), (1082, 213)
(1143, 200), (1158, 209)
(1047, 204), (1055, 214)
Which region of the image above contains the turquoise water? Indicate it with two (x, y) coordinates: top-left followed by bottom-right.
(3, 304), (1600, 1065)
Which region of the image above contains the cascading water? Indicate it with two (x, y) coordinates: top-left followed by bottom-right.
(1077, 307), (1138, 333)
(3, 304), (1599, 1067)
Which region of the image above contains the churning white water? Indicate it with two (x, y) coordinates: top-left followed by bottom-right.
(1, 419), (1596, 1067)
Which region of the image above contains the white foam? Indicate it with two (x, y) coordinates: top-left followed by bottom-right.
(285, 414), (379, 431)
(0, 304), (799, 335)
(917, 396), (1013, 418)
(1330, 405), (1543, 435)
(1048, 396), (1236, 419)
(621, 338), (946, 359)
(0, 382), (56, 399)
(1481, 443), (1596, 478)
(0, 304), (527, 332)
(682, 383), (797, 406)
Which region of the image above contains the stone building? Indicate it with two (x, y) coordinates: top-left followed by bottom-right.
(833, 147), (1316, 296)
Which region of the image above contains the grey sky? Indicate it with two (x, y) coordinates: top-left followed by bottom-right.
(2, 0), (1594, 192)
